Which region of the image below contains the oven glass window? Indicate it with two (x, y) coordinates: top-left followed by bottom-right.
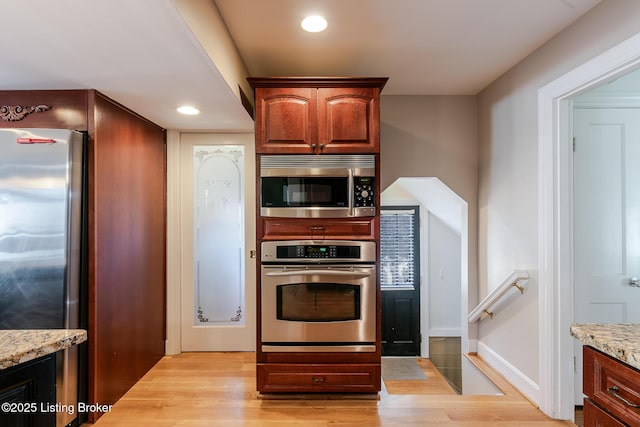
(276, 283), (360, 322)
(262, 177), (348, 207)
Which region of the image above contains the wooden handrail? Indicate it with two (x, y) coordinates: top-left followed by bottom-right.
(468, 270), (529, 323)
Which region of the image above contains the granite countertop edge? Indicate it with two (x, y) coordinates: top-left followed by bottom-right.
(0, 329), (87, 370)
(570, 323), (640, 371)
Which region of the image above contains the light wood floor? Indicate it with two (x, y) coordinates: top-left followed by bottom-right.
(86, 352), (575, 426)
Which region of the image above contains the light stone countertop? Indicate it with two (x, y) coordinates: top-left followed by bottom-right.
(570, 323), (640, 371)
(0, 329), (87, 370)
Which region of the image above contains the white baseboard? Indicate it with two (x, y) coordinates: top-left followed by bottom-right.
(477, 341), (540, 405)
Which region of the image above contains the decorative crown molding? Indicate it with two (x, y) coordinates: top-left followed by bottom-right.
(0, 104), (51, 122)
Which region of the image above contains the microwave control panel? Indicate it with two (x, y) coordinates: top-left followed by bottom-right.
(354, 177), (375, 208)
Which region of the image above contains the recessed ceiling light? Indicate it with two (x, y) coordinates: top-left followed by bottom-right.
(301, 15), (327, 33)
(177, 106), (200, 115)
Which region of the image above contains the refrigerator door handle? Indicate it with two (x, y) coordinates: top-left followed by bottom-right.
(17, 137), (57, 144)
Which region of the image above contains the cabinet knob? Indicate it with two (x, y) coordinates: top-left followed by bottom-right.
(629, 277), (640, 287)
(311, 143), (316, 151)
(319, 143), (325, 151)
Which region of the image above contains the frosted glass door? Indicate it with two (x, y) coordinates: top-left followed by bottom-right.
(193, 146), (245, 325)
(180, 133), (255, 352)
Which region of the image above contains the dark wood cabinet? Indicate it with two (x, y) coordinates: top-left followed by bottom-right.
(249, 77), (387, 154)
(583, 346), (640, 426)
(584, 399), (627, 427)
(317, 87), (381, 153)
(257, 363), (380, 393)
(249, 77), (386, 394)
(87, 92), (166, 422)
(259, 217), (378, 241)
(0, 90), (166, 422)
(252, 86), (317, 153)
(0, 355), (55, 427)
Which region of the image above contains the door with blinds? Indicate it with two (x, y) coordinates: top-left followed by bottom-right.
(380, 206), (421, 356)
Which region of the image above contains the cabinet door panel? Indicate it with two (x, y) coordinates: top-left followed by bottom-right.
(255, 87), (316, 153)
(584, 399), (626, 427)
(318, 87), (379, 153)
(583, 346), (640, 426)
(0, 355), (56, 427)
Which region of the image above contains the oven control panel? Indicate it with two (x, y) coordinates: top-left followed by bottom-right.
(278, 244), (357, 259)
(262, 240), (376, 263)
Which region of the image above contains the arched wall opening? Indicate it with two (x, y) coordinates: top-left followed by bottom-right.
(383, 177), (499, 394)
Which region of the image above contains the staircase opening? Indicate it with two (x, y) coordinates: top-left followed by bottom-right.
(382, 177), (498, 395)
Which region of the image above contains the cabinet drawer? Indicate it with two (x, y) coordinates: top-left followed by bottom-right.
(584, 399), (626, 427)
(257, 363), (380, 393)
(584, 346), (640, 426)
(260, 217), (377, 240)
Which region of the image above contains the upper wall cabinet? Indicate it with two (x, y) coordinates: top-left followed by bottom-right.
(248, 77), (387, 154)
(252, 86), (317, 153)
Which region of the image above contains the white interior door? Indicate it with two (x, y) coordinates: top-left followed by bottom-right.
(573, 108), (640, 403)
(180, 133), (256, 351)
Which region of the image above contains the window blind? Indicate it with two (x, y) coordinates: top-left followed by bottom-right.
(380, 208), (417, 288)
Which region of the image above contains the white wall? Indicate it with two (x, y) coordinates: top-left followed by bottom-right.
(428, 213), (462, 337)
(477, 0), (640, 405)
(380, 96), (478, 346)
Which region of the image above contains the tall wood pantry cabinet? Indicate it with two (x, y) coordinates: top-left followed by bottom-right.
(248, 77), (387, 394)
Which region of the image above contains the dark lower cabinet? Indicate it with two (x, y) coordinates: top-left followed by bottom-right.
(584, 399), (626, 427)
(257, 363), (380, 393)
(0, 355), (56, 427)
(583, 346), (640, 427)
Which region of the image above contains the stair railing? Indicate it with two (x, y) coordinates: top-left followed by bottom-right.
(468, 270), (529, 323)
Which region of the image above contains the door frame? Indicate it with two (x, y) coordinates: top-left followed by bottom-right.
(166, 129), (182, 355)
(165, 130), (256, 354)
(537, 31), (640, 419)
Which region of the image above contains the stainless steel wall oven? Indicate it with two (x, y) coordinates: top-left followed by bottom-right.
(261, 240), (376, 352)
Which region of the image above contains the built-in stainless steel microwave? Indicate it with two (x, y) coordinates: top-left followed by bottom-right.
(260, 154), (376, 218)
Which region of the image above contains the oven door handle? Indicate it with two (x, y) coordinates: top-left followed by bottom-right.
(265, 269), (373, 278)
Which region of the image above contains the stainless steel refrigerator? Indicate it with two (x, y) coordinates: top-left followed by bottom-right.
(0, 128), (85, 427)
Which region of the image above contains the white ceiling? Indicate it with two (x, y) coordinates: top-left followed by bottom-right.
(0, 0), (601, 132)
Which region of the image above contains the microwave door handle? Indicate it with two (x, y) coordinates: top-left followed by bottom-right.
(348, 169), (354, 217)
(265, 269), (371, 278)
